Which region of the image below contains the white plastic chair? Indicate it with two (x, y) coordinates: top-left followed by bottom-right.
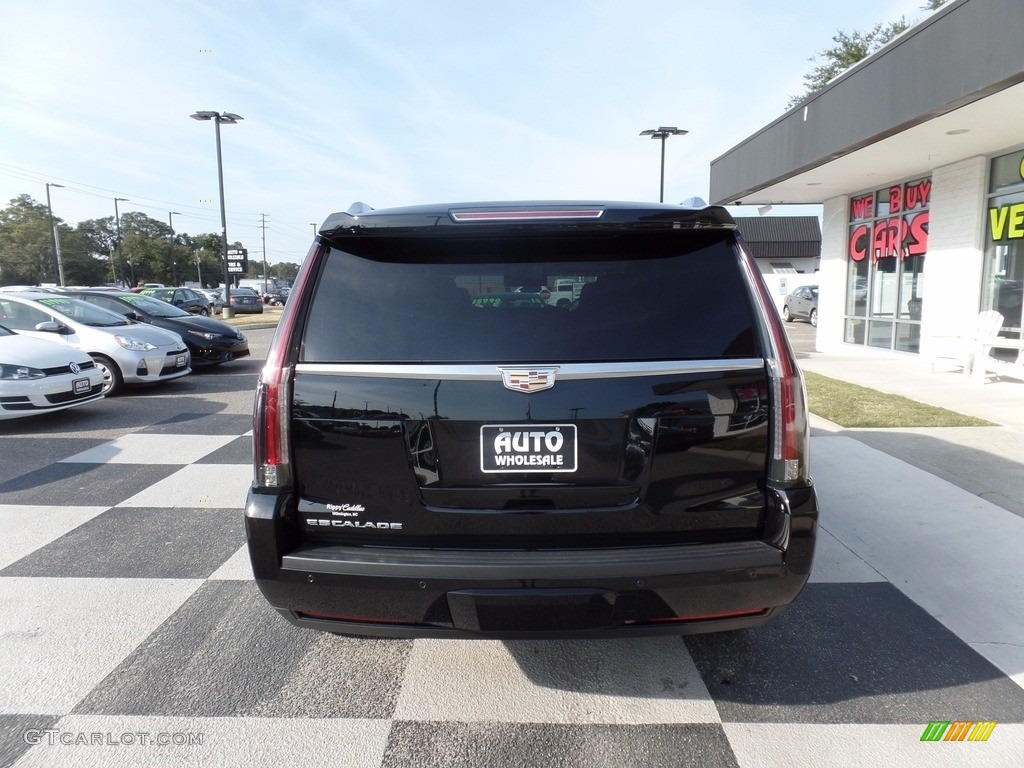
(927, 310), (1003, 375)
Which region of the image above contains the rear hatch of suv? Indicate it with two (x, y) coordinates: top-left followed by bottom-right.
(249, 203), (816, 636)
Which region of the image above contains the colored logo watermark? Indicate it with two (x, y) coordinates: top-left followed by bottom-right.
(920, 721), (996, 742)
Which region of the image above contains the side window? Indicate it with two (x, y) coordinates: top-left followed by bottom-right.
(0, 301), (51, 331)
(86, 295), (130, 317)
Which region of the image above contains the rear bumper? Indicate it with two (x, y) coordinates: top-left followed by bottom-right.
(245, 486), (817, 638)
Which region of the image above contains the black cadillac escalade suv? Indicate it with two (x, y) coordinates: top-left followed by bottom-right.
(246, 201), (818, 638)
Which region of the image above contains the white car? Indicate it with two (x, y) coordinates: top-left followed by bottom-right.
(0, 323), (105, 420)
(0, 293), (191, 396)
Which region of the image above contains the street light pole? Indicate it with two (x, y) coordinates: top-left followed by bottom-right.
(168, 211), (182, 286)
(639, 126), (688, 203)
(45, 183), (65, 286)
(190, 110), (243, 317)
(114, 197), (129, 287)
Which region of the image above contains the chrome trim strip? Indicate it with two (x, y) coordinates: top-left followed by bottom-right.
(295, 360), (764, 380)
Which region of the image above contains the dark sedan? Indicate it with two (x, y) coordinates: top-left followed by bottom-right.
(67, 290), (249, 366)
(783, 284), (819, 327)
(140, 287), (211, 316)
(217, 287), (264, 314)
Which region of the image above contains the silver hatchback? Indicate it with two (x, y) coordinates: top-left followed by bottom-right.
(0, 293), (191, 395)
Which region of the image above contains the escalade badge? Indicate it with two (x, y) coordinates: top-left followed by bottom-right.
(499, 367), (558, 393)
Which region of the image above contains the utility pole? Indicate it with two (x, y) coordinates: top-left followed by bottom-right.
(45, 183), (65, 285)
(114, 197), (129, 286)
(260, 213), (269, 296)
(168, 211), (182, 286)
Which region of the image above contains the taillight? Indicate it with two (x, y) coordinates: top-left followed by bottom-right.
(736, 238), (810, 487)
(766, 358), (809, 485)
(253, 364), (292, 488)
(252, 242), (319, 490)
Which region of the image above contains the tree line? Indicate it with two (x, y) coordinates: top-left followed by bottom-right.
(0, 194), (300, 288)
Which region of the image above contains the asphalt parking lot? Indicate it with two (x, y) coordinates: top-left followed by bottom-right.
(782, 315), (817, 356)
(1, 326), (1022, 767)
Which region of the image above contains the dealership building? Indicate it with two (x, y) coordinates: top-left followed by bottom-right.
(710, 0), (1023, 363)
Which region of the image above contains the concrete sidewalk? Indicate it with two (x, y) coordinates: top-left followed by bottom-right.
(797, 346), (1024, 520)
(797, 345), (1024, 430)
(797, 346), (1024, 689)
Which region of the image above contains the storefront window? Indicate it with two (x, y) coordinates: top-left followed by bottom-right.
(982, 148), (1024, 356)
(845, 178), (930, 352)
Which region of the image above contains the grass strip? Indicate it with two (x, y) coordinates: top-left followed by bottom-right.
(802, 370), (994, 428)
(221, 310), (282, 328)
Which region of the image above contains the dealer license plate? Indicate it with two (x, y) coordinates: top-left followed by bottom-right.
(176, 354), (187, 368)
(72, 378), (91, 395)
(480, 424), (577, 474)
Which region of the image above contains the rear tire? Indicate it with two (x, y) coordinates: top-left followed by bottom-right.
(92, 354), (124, 396)
(200, 308), (209, 316)
(783, 306), (793, 322)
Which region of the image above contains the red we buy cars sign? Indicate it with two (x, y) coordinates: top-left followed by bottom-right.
(849, 180), (931, 263)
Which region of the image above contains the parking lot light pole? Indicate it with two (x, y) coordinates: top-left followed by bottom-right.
(190, 110), (243, 317)
(45, 183), (65, 286)
(639, 126), (688, 203)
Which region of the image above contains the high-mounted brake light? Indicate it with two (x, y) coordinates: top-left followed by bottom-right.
(450, 208), (605, 222)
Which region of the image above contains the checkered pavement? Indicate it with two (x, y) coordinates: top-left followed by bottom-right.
(2, 410), (1023, 767)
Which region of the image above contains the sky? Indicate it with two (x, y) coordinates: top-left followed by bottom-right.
(0, 0), (931, 264)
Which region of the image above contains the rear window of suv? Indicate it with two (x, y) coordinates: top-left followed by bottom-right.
(301, 229), (760, 364)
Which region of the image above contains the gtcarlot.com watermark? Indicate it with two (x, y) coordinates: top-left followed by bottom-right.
(24, 729), (204, 748)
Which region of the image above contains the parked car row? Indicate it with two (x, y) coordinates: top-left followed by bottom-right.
(190, 287), (266, 315)
(71, 290), (250, 366)
(0, 287), (252, 420)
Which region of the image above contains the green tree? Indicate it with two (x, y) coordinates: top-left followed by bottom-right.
(181, 233), (248, 288)
(118, 211), (174, 287)
(787, 1), (948, 109)
(787, 20), (909, 108)
(0, 196), (109, 286)
(269, 261), (300, 282)
(0, 195), (55, 285)
(76, 217), (119, 285)
(57, 227), (109, 285)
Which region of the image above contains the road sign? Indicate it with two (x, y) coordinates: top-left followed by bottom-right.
(226, 248), (248, 274)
